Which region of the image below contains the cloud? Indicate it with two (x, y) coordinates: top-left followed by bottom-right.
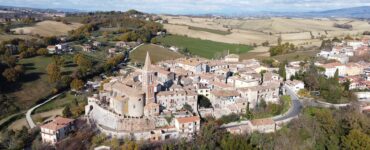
(0, 0), (369, 14)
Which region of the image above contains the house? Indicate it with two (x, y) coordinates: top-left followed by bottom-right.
(225, 53), (240, 62)
(82, 44), (93, 52)
(115, 41), (127, 48)
(5, 44), (18, 54)
(285, 80), (304, 94)
(209, 90), (240, 108)
(347, 41), (364, 49)
(108, 48), (117, 54)
(238, 82), (280, 108)
(93, 41), (102, 47)
(319, 62), (346, 78)
(327, 54), (349, 64)
(263, 72), (281, 84)
(174, 116), (200, 138)
(40, 117), (75, 145)
(346, 63), (365, 76)
(56, 43), (68, 51)
(47, 45), (57, 54)
(177, 58), (207, 73)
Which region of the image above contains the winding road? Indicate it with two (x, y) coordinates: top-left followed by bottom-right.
(273, 85), (303, 122)
(221, 85), (303, 129)
(26, 92), (64, 128)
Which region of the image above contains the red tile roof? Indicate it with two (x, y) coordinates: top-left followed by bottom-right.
(176, 116), (200, 124)
(41, 117), (74, 131)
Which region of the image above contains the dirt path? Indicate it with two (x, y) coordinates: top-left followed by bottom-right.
(8, 108), (63, 131)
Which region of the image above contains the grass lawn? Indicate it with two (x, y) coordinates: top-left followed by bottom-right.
(272, 50), (319, 62)
(130, 44), (183, 64)
(7, 55), (77, 109)
(188, 26), (231, 35)
(158, 35), (253, 59)
(0, 34), (37, 42)
(35, 92), (86, 113)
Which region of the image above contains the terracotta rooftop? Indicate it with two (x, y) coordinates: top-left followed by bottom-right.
(176, 116), (200, 124)
(41, 117), (74, 131)
(320, 62), (344, 68)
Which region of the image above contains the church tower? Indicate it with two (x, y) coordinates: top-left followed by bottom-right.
(142, 52), (155, 104)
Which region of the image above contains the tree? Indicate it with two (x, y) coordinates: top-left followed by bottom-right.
(342, 129), (370, 149)
(183, 103), (193, 112)
(333, 68), (339, 81)
(63, 105), (72, 117)
(36, 48), (49, 56)
(122, 140), (139, 150)
(198, 95), (212, 108)
(262, 41), (269, 46)
(2, 68), (19, 82)
(70, 78), (84, 91)
(150, 37), (158, 44)
(110, 138), (120, 150)
(2, 55), (16, 67)
(46, 63), (61, 83)
(44, 36), (58, 45)
(278, 62), (287, 81)
(51, 56), (65, 67)
(259, 98), (267, 109)
(277, 36), (282, 46)
(77, 57), (93, 73)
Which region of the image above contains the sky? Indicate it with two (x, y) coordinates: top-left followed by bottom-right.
(1, 0), (370, 15)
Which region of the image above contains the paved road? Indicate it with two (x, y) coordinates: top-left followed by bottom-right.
(273, 85), (303, 122)
(26, 92), (64, 128)
(221, 85), (303, 129)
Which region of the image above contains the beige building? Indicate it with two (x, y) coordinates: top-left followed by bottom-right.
(157, 90), (198, 112)
(224, 53), (240, 62)
(40, 117), (75, 145)
(174, 116), (201, 137)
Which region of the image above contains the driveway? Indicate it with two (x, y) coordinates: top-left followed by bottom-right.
(26, 92), (64, 128)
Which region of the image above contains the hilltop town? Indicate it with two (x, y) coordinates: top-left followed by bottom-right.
(0, 4), (370, 150)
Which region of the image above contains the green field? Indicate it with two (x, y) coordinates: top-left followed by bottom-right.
(35, 92), (86, 113)
(158, 35), (253, 59)
(130, 44), (183, 64)
(7, 55), (77, 108)
(188, 26), (231, 35)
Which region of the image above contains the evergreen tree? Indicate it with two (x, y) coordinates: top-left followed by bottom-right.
(334, 68), (339, 82)
(63, 105), (72, 118)
(278, 62), (287, 81)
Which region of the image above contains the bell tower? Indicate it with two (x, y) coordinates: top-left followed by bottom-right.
(142, 52), (155, 104)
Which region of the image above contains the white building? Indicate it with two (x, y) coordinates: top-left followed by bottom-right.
(40, 117), (75, 145)
(224, 54), (240, 62)
(319, 62), (347, 78)
(174, 116), (200, 138)
(285, 80), (305, 94)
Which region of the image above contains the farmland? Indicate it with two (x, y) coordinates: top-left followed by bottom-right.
(11, 20), (82, 37)
(161, 16), (370, 46)
(130, 44), (183, 64)
(157, 35), (253, 59)
(188, 26), (231, 35)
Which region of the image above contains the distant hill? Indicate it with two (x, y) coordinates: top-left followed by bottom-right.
(309, 6), (370, 18)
